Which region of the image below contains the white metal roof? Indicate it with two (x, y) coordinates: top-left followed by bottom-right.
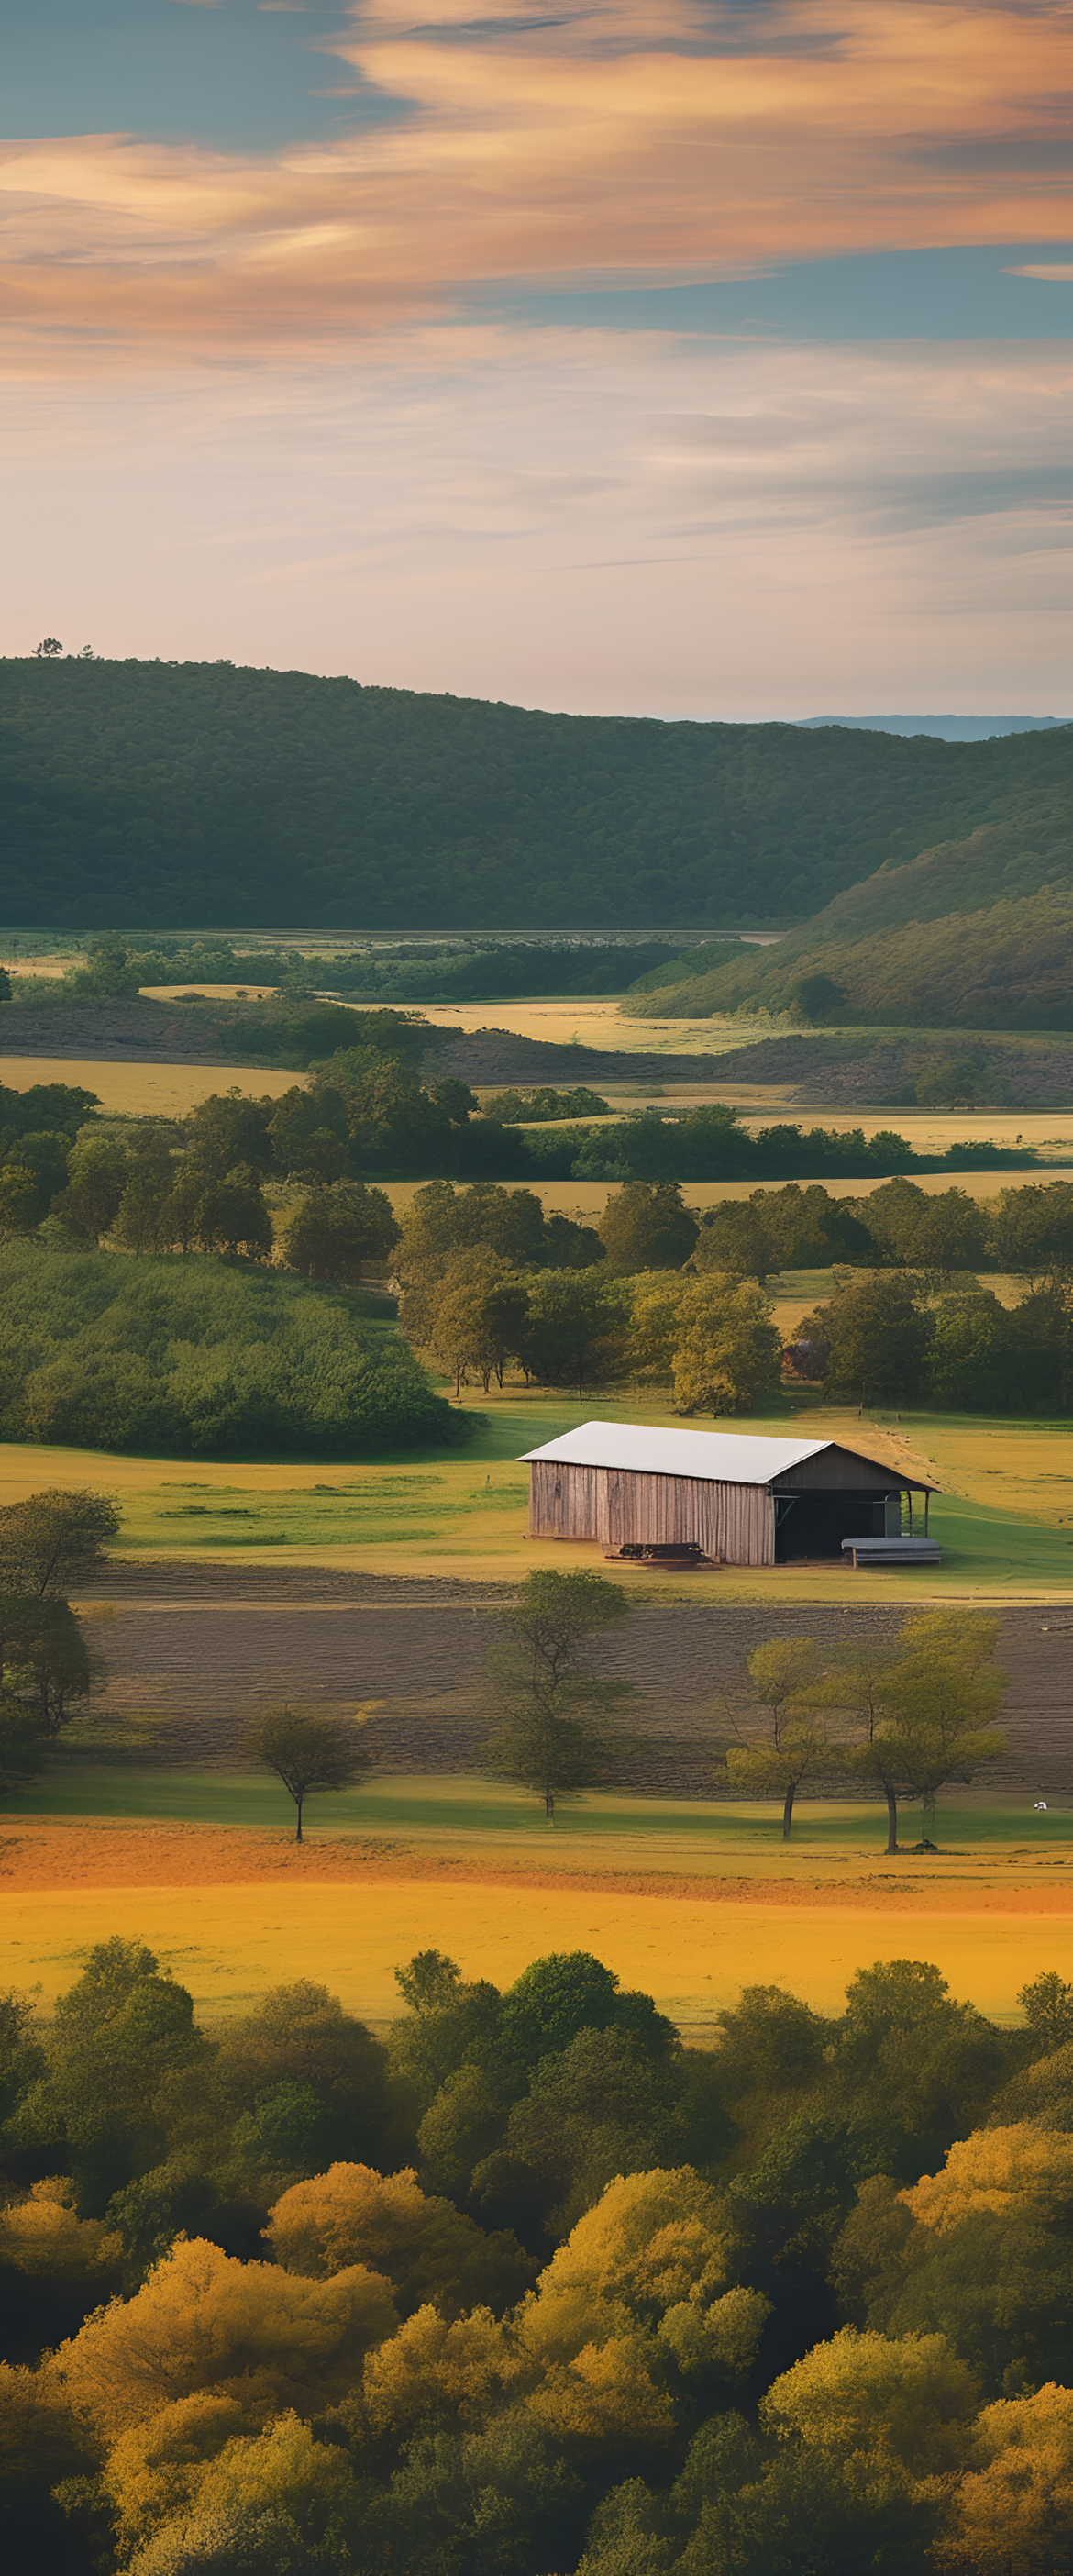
(519, 1421), (836, 1487)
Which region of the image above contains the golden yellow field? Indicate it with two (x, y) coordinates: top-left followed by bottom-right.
(0, 1058), (304, 1116)
(4, 1855), (1071, 2027)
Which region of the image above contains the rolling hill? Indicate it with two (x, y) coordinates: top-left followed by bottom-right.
(0, 657), (1069, 934)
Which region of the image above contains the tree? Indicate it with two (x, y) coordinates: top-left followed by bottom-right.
(839, 1612), (1007, 1852)
(0, 1595), (94, 1733)
(481, 1570), (635, 1823)
(113, 1177), (168, 1257)
(267, 1085), (350, 1183)
(265, 2161), (530, 2316)
(670, 1274), (782, 1414)
(281, 1182), (399, 1282)
(395, 1180), (548, 1273)
(51, 1135), (127, 1243)
(802, 1272), (932, 1405)
(718, 1638), (835, 1839)
(760, 2323), (979, 2478)
(34, 638), (63, 657)
(214, 1981), (387, 2165)
(183, 1094), (274, 1181)
(990, 1181), (1073, 1289)
(597, 1183), (698, 1273)
(244, 1706), (371, 1841)
(935, 2382), (1073, 2573)
(158, 1163), (208, 1256)
(864, 1179), (989, 1276)
(422, 1248), (509, 1394)
(0, 1168), (41, 1238)
(0, 1489), (119, 1594)
(0, 1703), (48, 1798)
(194, 1171), (272, 1260)
(1018, 1970), (1073, 2055)
(927, 1293), (1010, 1409)
(692, 1202), (771, 1278)
(517, 1270), (631, 1401)
(421, 1249), (529, 1394)
(51, 2235), (398, 2443)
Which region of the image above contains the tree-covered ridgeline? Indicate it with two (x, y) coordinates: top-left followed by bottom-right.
(627, 804), (1073, 1030)
(5, 1924), (1073, 2576)
(1, 656), (1069, 930)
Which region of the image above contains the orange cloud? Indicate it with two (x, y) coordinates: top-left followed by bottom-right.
(1, 0), (1070, 360)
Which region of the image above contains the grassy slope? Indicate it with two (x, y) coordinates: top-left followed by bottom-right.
(2, 658), (1068, 932)
(627, 776), (1073, 1029)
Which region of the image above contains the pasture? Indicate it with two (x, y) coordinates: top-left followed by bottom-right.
(0, 1381), (1063, 1595)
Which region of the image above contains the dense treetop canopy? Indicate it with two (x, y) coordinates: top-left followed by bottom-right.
(1, 657), (1069, 931)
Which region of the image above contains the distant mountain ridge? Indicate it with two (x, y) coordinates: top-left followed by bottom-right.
(797, 715), (1071, 741)
(1, 655), (1070, 934)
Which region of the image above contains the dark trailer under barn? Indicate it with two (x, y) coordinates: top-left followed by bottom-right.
(520, 1422), (937, 1568)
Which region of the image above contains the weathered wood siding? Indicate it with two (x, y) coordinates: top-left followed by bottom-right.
(527, 1462), (775, 1565)
(529, 1459), (600, 1538)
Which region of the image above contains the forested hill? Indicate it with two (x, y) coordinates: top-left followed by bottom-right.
(1, 655), (1070, 931)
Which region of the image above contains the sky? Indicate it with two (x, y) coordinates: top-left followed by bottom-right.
(2, 0), (1071, 716)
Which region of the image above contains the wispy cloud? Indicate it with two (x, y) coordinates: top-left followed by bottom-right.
(4, 326), (1069, 709)
(1, 0), (1071, 357)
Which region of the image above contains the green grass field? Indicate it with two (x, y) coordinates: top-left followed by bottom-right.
(8, 1764), (1073, 1854)
(0, 1374), (1069, 1595)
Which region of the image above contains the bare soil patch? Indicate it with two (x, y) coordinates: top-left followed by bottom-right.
(75, 1571), (1073, 1795)
(7, 1817), (1073, 1918)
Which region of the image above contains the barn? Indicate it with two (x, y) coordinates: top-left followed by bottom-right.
(520, 1421), (938, 1568)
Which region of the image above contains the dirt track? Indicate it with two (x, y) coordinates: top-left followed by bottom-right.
(78, 1566), (1073, 1795)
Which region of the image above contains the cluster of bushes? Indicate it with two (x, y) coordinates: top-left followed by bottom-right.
(0, 1249), (464, 1456)
(6, 1932), (1073, 2574)
(315, 943), (690, 1002)
(9, 943), (317, 1009)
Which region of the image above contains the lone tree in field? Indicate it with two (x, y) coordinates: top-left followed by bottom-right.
(0, 1594), (95, 1733)
(481, 1568), (636, 1824)
(245, 1705), (372, 1842)
(715, 1637), (837, 1840)
(840, 1610), (1007, 1853)
(0, 1489), (120, 1596)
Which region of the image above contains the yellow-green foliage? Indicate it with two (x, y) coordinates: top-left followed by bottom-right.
(266, 2160), (531, 2316)
(761, 2325), (979, 2476)
(0, 2178), (122, 2286)
(49, 2236), (398, 2440)
(902, 2124), (1073, 2235)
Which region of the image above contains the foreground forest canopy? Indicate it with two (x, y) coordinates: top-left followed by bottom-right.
(6, 1935), (1073, 2576)
(1, 657), (1070, 931)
